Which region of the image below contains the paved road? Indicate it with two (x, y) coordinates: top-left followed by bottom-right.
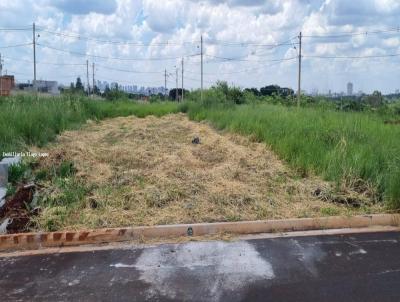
(1, 231), (400, 301)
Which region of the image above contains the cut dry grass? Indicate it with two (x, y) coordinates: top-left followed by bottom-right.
(33, 114), (383, 231)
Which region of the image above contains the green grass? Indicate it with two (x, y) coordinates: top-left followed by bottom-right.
(2, 94), (399, 210)
(184, 102), (400, 208)
(0, 95), (179, 154)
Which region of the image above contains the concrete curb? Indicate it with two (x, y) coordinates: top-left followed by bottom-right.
(0, 156), (22, 212)
(0, 156), (21, 186)
(0, 214), (399, 252)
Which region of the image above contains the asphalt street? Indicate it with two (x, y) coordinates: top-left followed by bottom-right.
(1, 231), (400, 301)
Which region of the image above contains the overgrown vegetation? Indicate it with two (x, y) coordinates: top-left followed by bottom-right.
(185, 81), (400, 115)
(28, 159), (91, 231)
(182, 83), (400, 209)
(0, 94), (180, 154)
(32, 114), (381, 231)
(2, 83), (400, 217)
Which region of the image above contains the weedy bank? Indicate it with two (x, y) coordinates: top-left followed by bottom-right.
(183, 102), (400, 208)
(28, 114), (380, 231)
(0, 95), (180, 155)
(1, 93), (399, 233)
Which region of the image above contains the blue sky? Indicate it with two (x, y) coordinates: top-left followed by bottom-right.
(0, 0), (399, 93)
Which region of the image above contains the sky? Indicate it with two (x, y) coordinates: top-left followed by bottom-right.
(0, 0), (399, 94)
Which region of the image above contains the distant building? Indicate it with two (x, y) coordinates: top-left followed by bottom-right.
(95, 80), (167, 96)
(310, 88), (319, 96)
(356, 90), (364, 97)
(347, 82), (353, 96)
(36, 80), (60, 95)
(17, 82), (33, 91)
(0, 75), (15, 96)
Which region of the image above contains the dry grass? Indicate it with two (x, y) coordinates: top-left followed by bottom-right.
(34, 114), (383, 230)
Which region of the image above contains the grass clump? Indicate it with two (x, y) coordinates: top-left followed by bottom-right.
(33, 160), (91, 231)
(184, 102), (400, 208)
(0, 94), (179, 155)
(8, 163), (29, 184)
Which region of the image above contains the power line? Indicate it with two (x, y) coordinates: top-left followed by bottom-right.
(5, 70), (33, 76)
(203, 54), (297, 63)
(0, 27), (31, 31)
(37, 43), (200, 61)
(37, 27), (297, 48)
(2, 25), (399, 42)
(38, 28), (198, 46)
(2, 55), (86, 66)
(302, 27), (400, 38)
(185, 57), (296, 76)
(0, 43), (32, 49)
(53, 74), (83, 79)
(303, 53), (400, 59)
(205, 37), (298, 48)
(3, 24), (400, 90)
(95, 64), (163, 74)
(184, 75), (215, 85)
(7, 69), (80, 79)
(33, 26), (400, 44)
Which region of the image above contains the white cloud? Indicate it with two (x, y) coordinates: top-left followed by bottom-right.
(49, 0), (117, 15)
(143, 0), (184, 33)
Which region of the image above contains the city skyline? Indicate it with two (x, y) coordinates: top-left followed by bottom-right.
(16, 76), (400, 97)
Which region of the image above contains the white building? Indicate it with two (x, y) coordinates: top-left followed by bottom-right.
(347, 82), (353, 96)
(36, 80), (60, 95)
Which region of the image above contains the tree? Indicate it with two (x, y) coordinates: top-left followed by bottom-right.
(75, 77), (84, 91)
(259, 85), (294, 98)
(260, 85), (280, 96)
(244, 88), (260, 96)
(169, 88), (189, 101)
(213, 81), (244, 104)
(280, 87), (294, 97)
(93, 85), (100, 95)
(364, 90), (383, 107)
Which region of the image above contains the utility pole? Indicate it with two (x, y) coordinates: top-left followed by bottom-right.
(33, 22), (37, 91)
(92, 62), (95, 96)
(86, 60), (90, 96)
(164, 69), (167, 99)
(0, 53), (3, 96)
(181, 57), (184, 102)
(297, 31), (302, 107)
(200, 35), (203, 101)
(175, 66), (178, 101)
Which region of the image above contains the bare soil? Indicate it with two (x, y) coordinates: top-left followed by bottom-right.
(33, 114), (382, 230)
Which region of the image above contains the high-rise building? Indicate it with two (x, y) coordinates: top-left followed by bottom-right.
(347, 82), (353, 96)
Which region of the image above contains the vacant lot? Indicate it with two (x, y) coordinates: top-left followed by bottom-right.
(186, 103), (400, 207)
(33, 114), (382, 230)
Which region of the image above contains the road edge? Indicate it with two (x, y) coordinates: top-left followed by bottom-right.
(1, 214), (399, 252)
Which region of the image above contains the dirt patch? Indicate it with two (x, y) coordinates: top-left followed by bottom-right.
(33, 114), (382, 230)
(384, 120), (400, 125)
(0, 184), (37, 233)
